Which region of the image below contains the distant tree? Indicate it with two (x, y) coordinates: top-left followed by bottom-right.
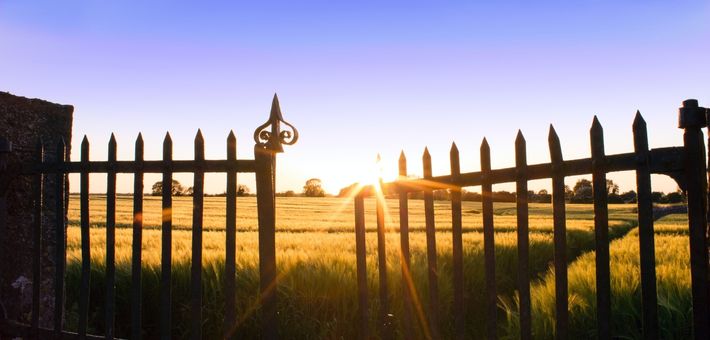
(608, 193), (624, 204)
(564, 185), (574, 201)
(534, 189), (551, 203)
(430, 190), (447, 201)
(650, 191), (664, 203)
(303, 178), (326, 197)
(492, 191), (516, 202)
(151, 180), (186, 196)
(237, 184), (250, 197)
(185, 186), (194, 196)
(606, 179), (619, 195)
(620, 190), (637, 203)
(461, 190), (482, 201)
(664, 191), (684, 204)
(571, 179), (593, 203)
(284, 190), (296, 197)
(338, 183), (359, 198)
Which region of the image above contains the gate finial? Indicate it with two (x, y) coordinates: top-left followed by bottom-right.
(254, 94), (299, 153)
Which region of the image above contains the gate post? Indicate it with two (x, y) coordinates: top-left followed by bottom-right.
(0, 136), (11, 320)
(253, 94), (298, 340)
(679, 99), (709, 339)
(0, 92), (73, 328)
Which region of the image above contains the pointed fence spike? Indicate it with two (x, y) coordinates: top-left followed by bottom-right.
(480, 137), (490, 151)
(450, 142), (459, 155)
(195, 129), (205, 148)
(515, 131), (526, 152)
(376, 153), (382, 162)
(228, 130), (236, 141)
(271, 93), (283, 119)
(548, 125), (560, 143)
(548, 125), (563, 163)
(591, 116), (604, 137)
(450, 143), (460, 176)
(163, 133), (172, 160)
(398, 151), (407, 176)
(633, 111), (647, 130)
(592, 115), (601, 126)
(108, 134), (117, 160)
(81, 136), (89, 161)
(423, 147), (432, 178)
(516, 130), (525, 143)
(195, 131), (205, 160)
(135, 133), (144, 160)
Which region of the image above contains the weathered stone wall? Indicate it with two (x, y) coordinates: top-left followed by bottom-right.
(0, 91), (72, 327)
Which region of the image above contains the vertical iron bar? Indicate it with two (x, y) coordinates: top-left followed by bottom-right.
(633, 112), (659, 340)
(376, 180), (392, 339)
(354, 192), (369, 340)
(160, 133), (173, 340)
(106, 134), (117, 340)
(548, 126), (568, 339)
(590, 118), (611, 340)
(255, 147), (277, 340)
(481, 138), (497, 340)
(678, 100), (709, 340)
(31, 139), (43, 333)
(450, 143), (465, 340)
(224, 131), (237, 339)
(422, 147), (440, 340)
(398, 151), (414, 340)
(78, 136), (91, 339)
(515, 131), (531, 340)
(191, 131), (205, 340)
(53, 138), (66, 335)
(131, 134), (144, 340)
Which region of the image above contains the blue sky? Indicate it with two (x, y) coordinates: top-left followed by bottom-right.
(2, 1), (709, 194)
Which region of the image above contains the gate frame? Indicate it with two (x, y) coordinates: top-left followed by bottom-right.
(0, 94), (297, 339)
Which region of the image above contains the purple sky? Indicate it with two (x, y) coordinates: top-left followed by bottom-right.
(2, 1), (709, 194)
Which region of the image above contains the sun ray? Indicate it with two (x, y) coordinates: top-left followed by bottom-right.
(400, 249), (432, 339)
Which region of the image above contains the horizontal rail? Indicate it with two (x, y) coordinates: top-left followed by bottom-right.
(361, 147), (684, 196)
(20, 159), (256, 174)
(0, 319), (117, 340)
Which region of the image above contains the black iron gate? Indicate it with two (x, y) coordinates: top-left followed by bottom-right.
(0, 94), (297, 339)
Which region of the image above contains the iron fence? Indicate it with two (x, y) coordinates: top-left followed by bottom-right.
(353, 99), (710, 340)
(0, 94), (297, 339)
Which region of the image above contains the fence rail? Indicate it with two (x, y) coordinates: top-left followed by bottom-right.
(353, 99), (710, 340)
(1, 96), (709, 339)
(0, 94), (297, 340)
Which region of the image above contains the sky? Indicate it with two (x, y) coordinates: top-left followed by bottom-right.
(1, 0), (709, 195)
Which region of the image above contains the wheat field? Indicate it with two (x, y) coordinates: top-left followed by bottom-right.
(62, 196), (691, 339)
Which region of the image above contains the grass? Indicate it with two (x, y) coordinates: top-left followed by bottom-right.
(63, 195), (651, 339)
(501, 214), (694, 339)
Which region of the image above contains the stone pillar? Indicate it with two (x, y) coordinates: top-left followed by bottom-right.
(0, 91), (72, 327)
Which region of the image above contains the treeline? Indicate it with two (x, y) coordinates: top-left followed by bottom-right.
(148, 178), (329, 198)
(339, 178), (686, 204)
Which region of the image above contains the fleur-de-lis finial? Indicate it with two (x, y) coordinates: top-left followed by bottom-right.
(253, 94), (299, 153)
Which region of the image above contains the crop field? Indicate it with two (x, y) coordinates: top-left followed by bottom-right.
(62, 196), (691, 339)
